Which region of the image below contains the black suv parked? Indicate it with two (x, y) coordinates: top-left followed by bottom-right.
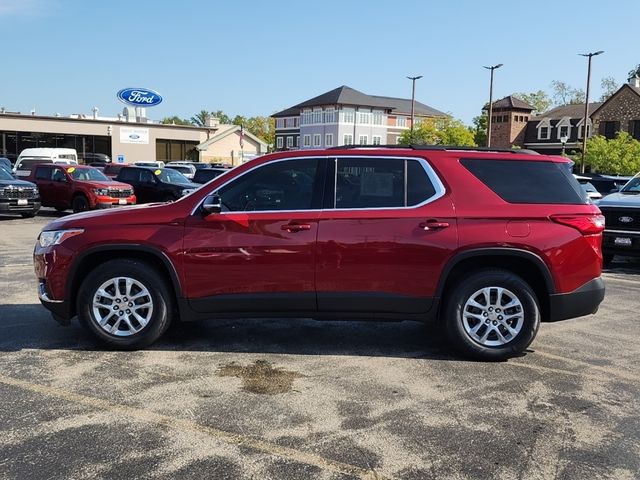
(0, 166), (41, 217)
(115, 166), (197, 203)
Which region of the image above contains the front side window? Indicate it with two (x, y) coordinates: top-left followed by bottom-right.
(303, 135), (311, 147)
(344, 134), (353, 145)
(216, 159), (321, 212)
(313, 134), (321, 147)
(333, 158), (437, 209)
(35, 166), (51, 180)
(52, 168), (66, 182)
(325, 133), (333, 147)
(276, 137), (284, 149)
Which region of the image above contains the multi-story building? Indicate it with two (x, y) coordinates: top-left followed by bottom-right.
(272, 85), (446, 150)
(489, 74), (640, 154)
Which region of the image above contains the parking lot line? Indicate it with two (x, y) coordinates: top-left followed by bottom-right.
(0, 373), (392, 480)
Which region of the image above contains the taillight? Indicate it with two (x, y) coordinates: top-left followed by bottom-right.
(551, 214), (605, 235)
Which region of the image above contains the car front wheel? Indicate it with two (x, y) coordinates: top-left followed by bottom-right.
(444, 269), (540, 361)
(77, 259), (174, 349)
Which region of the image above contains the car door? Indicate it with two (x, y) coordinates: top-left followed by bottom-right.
(182, 157), (325, 314)
(34, 166), (54, 206)
(49, 166), (71, 207)
(137, 169), (160, 203)
(315, 156), (457, 314)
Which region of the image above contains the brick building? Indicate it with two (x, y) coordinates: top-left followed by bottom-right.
(591, 76), (640, 140)
(488, 96), (534, 149)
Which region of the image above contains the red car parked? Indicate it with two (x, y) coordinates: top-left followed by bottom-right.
(33, 146), (605, 359)
(27, 164), (136, 213)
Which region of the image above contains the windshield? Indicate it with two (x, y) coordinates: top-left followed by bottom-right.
(156, 169), (190, 184)
(18, 158), (52, 170)
(70, 168), (109, 182)
(0, 168), (14, 180)
(167, 166), (191, 174)
(621, 174), (640, 193)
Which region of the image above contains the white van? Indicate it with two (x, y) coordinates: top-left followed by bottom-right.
(13, 148), (78, 177)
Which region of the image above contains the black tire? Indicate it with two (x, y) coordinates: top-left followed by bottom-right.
(603, 254), (614, 266)
(443, 269), (540, 361)
(72, 195), (90, 213)
(20, 212), (36, 218)
(77, 259), (174, 349)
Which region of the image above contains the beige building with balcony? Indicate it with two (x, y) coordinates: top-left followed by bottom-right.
(0, 113), (267, 165)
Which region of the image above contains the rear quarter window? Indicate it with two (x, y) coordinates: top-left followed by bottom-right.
(461, 159), (585, 204)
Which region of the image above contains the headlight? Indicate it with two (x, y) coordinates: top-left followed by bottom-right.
(38, 229), (84, 248)
(94, 188), (110, 196)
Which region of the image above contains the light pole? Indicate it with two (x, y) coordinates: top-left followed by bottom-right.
(483, 64), (503, 148)
(561, 134), (569, 156)
(579, 50), (604, 173)
(407, 75), (423, 132)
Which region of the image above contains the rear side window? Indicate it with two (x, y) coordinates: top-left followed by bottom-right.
(118, 168), (137, 182)
(461, 159), (585, 204)
(333, 157), (439, 209)
(35, 167), (51, 180)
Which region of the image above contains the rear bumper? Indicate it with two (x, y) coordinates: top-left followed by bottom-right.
(547, 277), (605, 322)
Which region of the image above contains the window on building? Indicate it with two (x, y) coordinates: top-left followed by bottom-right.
(358, 111), (370, 124)
(277, 137), (284, 149)
(632, 120), (640, 140)
(372, 111), (384, 125)
(324, 109), (336, 123)
(503, 115), (509, 122)
(396, 116), (407, 127)
(276, 118), (285, 129)
(372, 135), (381, 145)
(286, 136), (293, 148)
(313, 134), (321, 147)
(602, 121), (619, 139)
(578, 123), (592, 139)
(295, 136), (299, 147)
(302, 109), (313, 125)
(525, 116), (529, 122)
(342, 109), (355, 123)
(303, 135), (311, 147)
(325, 133), (333, 147)
(344, 134), (353, 145)
(559, 125), (569, 139)
(313, 108), (322, 124)
(359, 135), (368, 145)
(539, 126), (550, 140)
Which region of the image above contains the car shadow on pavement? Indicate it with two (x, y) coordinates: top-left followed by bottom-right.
(0, 303), (472, 361)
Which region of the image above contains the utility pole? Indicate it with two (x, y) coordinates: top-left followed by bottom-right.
(579, 50), (604, 173)
(483, 64), (503, 148)
(407, 76), (423, 132)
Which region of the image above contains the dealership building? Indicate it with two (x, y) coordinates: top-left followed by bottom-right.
(0, 110), (268, 165)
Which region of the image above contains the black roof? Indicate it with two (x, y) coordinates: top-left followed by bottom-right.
(492, 95), (535, 111)
(272, 106), (300, 118)
(533, 102), (602, 120)
(369, 95), (447, 117)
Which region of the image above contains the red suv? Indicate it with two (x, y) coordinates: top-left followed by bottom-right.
(27, 164), (136, 213)
(33, 147), (605, 360)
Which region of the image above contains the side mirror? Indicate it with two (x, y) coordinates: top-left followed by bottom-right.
(201, 194), (222, 215)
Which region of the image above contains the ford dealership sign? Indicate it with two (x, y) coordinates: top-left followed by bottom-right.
(117, 88), (163, 107)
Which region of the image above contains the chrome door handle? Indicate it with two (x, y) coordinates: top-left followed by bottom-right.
(419, 220), (450, 231)
(282, 223), (312, 232)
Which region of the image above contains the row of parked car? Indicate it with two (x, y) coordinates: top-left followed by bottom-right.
(0, 155), (231, 217)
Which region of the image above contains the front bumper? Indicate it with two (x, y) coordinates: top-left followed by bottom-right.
(95, 195), (136, 209)
(602, 229), (640, 257)
(547, 277), (605, 322)
(0, 199), (41, 213)
(38, 280), (71, 324)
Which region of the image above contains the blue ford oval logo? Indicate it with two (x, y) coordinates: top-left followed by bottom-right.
(117, 88), (163, 107)
(129, 134), (140, 140)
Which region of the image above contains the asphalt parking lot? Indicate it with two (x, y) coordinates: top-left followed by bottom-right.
(1, 209), (639, 480)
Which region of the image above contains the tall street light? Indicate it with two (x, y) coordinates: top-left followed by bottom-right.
(407, 75), (423, 132)
(483, 64), (503, 148)
(579, 50), (604, 173)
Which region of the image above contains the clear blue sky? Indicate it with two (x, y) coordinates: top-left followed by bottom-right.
(1, 0), (639, 124)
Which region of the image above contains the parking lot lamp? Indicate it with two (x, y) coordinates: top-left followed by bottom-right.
(407, 76), (423, 133)
(484, 64), (503, 148)
(561, 134), (569, 156)
(579, 50), (604, 173)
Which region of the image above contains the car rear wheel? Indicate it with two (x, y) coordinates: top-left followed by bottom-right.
(77, 259), (174, 349)
(444, 269), (540, 361)
(72, 195), (90, 213)
(20, 212), (36, 218)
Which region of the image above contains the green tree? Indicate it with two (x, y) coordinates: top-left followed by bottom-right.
(232, 115), (247, 126)
(211, 110), (232, 124)
(245, 116), (275, 146)
(472, 105), (487, 147)
(551, 80), (585, 105)
(513, 90), (552, 114)
(161, 116), (192, 125)
(190, 110), (211, 127)
(600, 76), (619, 101)
(584, 132), (640, 175)
(628, 64), (640, 80)
(399, 118), (476, 146)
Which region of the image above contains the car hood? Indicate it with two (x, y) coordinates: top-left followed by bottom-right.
(597, 192), (640, 208)
(0, 178), (37, 188)
(42, 201), (187, 232)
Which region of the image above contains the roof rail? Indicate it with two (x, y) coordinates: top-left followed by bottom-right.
(326, 144), (540, 154)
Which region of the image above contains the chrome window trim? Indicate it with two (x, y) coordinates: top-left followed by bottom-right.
(191, 155), (446, 216)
